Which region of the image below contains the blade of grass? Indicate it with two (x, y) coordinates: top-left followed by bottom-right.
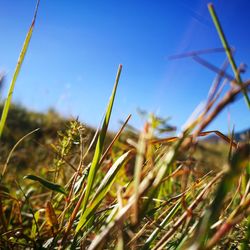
(1, 128), (39, 178)
(81, 64), (122, 210)
(75, 151), (130, 231)
(0, 0), (40, 138)
(208, 3), (250, 108)
(74, 64), (122, 233)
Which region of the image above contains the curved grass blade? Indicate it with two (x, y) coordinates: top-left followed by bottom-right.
(0, 0), (40, 138)
(24, 174), (66, 195)
(76, 64), (122, 231)
(1, 128), (39, 178)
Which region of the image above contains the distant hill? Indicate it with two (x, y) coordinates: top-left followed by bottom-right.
(0, 104), (113, 177)
(234, 128), (250, 141)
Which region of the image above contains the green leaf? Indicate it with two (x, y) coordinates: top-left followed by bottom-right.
(24, 174), (66, 195)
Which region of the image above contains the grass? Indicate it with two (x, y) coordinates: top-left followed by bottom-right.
(0, 0), (40, 138)
(208, 3), (250, 108)
(0, 2), (250, 250)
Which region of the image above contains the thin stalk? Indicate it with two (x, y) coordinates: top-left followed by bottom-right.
(208, 3), (250, 108)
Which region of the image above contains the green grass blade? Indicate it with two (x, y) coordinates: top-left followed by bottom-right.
(76, 64), (122, 231)
(91, 151), (130, 201)
(208, 3), (250, 108)
(76, 151), (130, 232)
(0, 0), (40, 138)
(24, 174), (66, 195)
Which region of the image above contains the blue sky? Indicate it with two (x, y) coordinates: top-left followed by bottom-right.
(0, 0), (249, 133)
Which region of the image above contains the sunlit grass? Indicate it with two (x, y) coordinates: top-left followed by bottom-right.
(0, 2), (249, 250)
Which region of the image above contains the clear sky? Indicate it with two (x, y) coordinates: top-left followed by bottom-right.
(0, 0), (249, 133)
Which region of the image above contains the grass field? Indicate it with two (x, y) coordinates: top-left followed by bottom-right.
(0, 2), (250, 250)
